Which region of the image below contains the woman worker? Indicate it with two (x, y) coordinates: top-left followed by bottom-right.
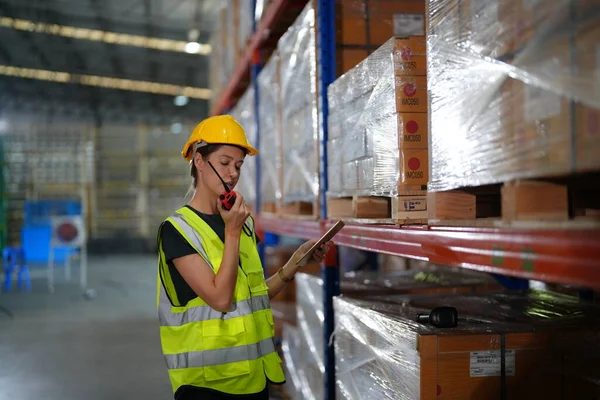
(156, 115), (332, 400)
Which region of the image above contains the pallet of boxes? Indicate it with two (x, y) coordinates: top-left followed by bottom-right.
(426, 0), (600, 227)
(334, 290), (600, 399)
(273, 0), (429, 221)
(229, 87), (258, 212)
(325, 0), (429, 224)
(327, 35), (429, 223)
(281, 267), (504, 399)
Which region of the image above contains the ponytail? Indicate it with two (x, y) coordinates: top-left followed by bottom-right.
(184, 161), (198, 201)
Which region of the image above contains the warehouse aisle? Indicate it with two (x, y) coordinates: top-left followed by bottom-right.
(0, 255), (172, 400)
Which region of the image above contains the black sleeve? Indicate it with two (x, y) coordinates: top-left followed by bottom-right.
(161, 221), (197, 261)
(160, 222), (199, 306)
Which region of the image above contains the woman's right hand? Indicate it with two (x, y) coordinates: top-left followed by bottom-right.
(219, 192), (251, 235)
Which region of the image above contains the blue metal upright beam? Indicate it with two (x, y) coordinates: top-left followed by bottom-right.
(315, 0), (338, 399)
(250, 0), (268, 268)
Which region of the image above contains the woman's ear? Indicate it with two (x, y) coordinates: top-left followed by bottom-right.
(194, 152), (203, 171)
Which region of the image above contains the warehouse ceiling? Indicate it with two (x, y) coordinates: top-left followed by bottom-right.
(0, 0), (222, 124)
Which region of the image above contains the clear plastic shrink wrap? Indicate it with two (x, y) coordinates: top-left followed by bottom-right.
(334, 291), (600, 400)
(295, 273), (325, 400)
(281, 323), (304, 400)
(224, 0), (239, 84)
(229, 87), (256, 206)
(278, 3), (320, 206)
(208, 6), (228, 103)
(238, 0), (253, 51)
(428, 0), (600, 192)
(257, 53), (282, 209)
(293, 269), (500, 399)
(328, 36), (428, 198)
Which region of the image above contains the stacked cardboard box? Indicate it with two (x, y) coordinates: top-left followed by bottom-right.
(274, 0), (429, 216)
(229, 87), (257, 209)
(327, 36), (428, 212)
(335, 291), (600, 399)
(291, 269), (502, 399)
(208, 1), (242, 104)
(335, 0), (426, 75)
(277, 3), (320, 216)
(257, 53), (282, 213)
(427, 0), (600, 193)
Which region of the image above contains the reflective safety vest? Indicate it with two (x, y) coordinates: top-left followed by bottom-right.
(156, 207), (285, 395)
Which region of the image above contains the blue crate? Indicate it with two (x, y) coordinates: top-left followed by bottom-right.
(21, 226), (74, 264)
(24, 200), (82, 227)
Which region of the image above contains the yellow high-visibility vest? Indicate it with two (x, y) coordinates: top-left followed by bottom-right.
(156, 207), (285, 395)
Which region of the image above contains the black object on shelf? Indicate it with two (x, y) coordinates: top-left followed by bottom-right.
(416, 306), (458, 328)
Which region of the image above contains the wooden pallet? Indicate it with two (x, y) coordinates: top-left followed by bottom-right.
(428, 173), (600, 228)
(278, 200), (320, 220)
(327, 195), (427, 225)
(260, 202), (278, 214)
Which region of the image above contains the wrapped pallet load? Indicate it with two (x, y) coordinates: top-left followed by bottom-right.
(327, 36), (428, 222)
(229, 87), (257, 209)
(334, 291), (600, 399)
(427, 0), (600, 222)
(223, 0), (240, 83)
(238, 0), (253, 52)
(281, 323), (305, 399)
(292, 269), (501, 399)
(278, 2), (320, 218)
(257, 52), (282, 213)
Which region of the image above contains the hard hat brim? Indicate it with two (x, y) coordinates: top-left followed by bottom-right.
(182, 141), (259, 161)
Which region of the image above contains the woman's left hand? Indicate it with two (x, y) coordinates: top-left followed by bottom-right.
(292, 240), (334, 265)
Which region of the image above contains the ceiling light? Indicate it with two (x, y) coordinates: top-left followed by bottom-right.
(0, 16), (211, 55)
(0, 65), (212, 100)
(184, 41), (201, 54)
(171, 122), (183, 134)
(174, 95), (189, 106)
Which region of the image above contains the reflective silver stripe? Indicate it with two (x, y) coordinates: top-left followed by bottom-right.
(169, 213), (212, 269)
(164, 337), (277, 370)
(159, 294), (271, 327)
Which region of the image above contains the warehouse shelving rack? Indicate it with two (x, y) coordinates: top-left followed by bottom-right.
(211, 1), (600, 398)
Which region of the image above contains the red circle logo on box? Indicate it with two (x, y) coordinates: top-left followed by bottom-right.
(406, 120), (419, 134)
(57, 222), (78, 242)
(400, 46), (412, 61)
(408, 157), (420, 170)
(404, 83), (417, 97)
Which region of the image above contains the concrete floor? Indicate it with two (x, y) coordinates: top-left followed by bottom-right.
(0, 254), (173, 399)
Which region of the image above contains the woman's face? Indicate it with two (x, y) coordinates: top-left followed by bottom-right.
(196, 145), (246, 197)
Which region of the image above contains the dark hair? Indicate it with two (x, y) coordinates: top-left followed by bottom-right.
(186, 144), (247, 198)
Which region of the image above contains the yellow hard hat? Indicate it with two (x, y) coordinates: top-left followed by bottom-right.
(181, 115), (259, 161)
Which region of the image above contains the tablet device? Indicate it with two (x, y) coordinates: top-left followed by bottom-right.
(295, 220), (346, 266)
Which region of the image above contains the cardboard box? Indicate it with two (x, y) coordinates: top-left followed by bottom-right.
(336, 0), (426, 46)
(510, 79), (572, 177)
(394, 36), (427, 76)
(398, 112), (428, 149)
(337, 48), (370, 76)
(400, 148), (428, 186)
(514, 0), (573, 53)
(502, 31), (573, 178)
(459, 0), (515, 57)
(428, 0), (460, 42)
(396, 75), (428, 113)
(574, 21), (600, 172)
(334, 0), (426, 75)
(334, 292), (600, 400)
